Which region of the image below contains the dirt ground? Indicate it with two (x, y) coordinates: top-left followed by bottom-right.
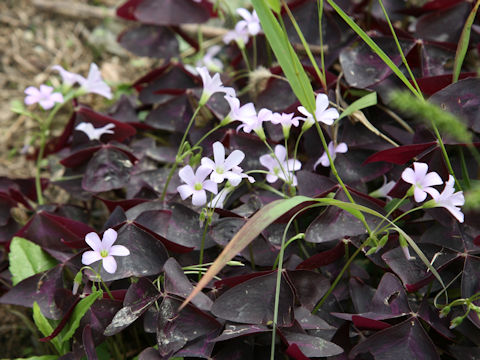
(0, 1), (154, 357)
(0, 0), (155, 179)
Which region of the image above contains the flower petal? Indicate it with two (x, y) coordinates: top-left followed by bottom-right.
(224, 150), (245, 170)
(315, 93), (329, 112)
(274, 145), (287, 163)
(413, 162), (428, 180)
(401, 168), (416, 185)
(192, 190), (207, 206)
(109, 245), (130, 256)
(102, 228), (118, 250)
(413, 187), (427, 203)
(196, 166), (213, 182)
(212, 141), (225, 165)
(201, 157), (216, 170)
(179, 165), (196, 186)
(423, 172), (443, 187)
(336, 142), (348, 153)
(266, 173), (278, 183)
(203, 180), (218, 194)
(85, 232), (102, 252)
(82, 250), (102, 265)
(102, 256), (117, 274)
(177, 184), (193, 200)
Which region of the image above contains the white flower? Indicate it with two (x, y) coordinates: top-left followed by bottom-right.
(237, 108), (272, 138)
(75, 122), (115, 141)
(196, 66), (235, 105)
(24, 85), (64, 110)
(401, 162), (443, 203)
(224, 96), (257, 125)
(77, 63), (112, 99)
(177, 165), (218, 206)
(259, 145), (301, 186)
(232, 165), (255, 183)
(81, 228), (130, 274)
(196, 45), (224, 72)
(370, 176), (396, 200)
(427, 175), (465, 223)
(314, 141), (348, 169)
(298, 93), (339, 128)
(201, 141), (245, 186)
(207, 186), (234, 209)
(271, 112), (300, 128)
(236, 8), (262, 36)
(223, 23), (250, 47)
(52, 65), (83, 86)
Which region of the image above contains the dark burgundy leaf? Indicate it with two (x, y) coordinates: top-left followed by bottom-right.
(211, 271), (295, 326)
(382, 244), (458, 292)
(287, 270), (330, 312)
(414, 2), (471, 43)
(294, 306), (336, 330)
(352, 315), (391, 330)
(285, 343), (311, 360)
(16, 211), (95, 253)
(134, 0), (210, 25)
(282, 331), (344, 358)
(119, 25), (178, 59)
(414, 73), (476, 96)
(95, 196), (149, 213)
(429, 78), (480, 133)
(0, 266), (63, 319)
(175, 329), (220, 358)
(40, 296), (82, 342)
(82, 147), (134, 193)
(363, 142), (438, 164)
(296, 171), (337, 198)
(349, 318), (440, 360)
(80, 298), (123, 345)
(213, 270), (274, 290)
(145, 94), (189, 132)
(116, 0), (143, 21)
(138, 347), (161, 360)
(82, 325), (97, 360)
(340, 36), (416, 89)
(212, 323), (270, 342)
(73, 106), (137, 144)
(163, 258), (213, 311)
(104, 278), (161, 336)
(94, 223), (169, 282)
(296, 240), (345, 270)
(461, 256), (480, 328)
(417, 300), (454, 339)
(156, 297), (221, 358)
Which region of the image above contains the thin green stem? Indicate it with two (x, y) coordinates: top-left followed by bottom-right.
(312, 237), (370, 313)
(240, 46), (252, 72)
(160, 105), (203, 202)
(198, 216), (210, 280)
(372, 193), (409, 235)
(281, 0), (326, 90)
(317, 0), (327, 92)
(378, 0), (422, 97)
(376, 205), (424, 235)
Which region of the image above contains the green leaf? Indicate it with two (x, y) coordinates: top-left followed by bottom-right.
(59, 290), (103, 343)
(338, 92), (377, 120)
(32, 302), (62, 354)
(453, 0), (480, 83)
(252, 0), (315, 112)
(265, 0), (281, 13)
(180, 195), (313, 309)
(9, 237), (58, 286)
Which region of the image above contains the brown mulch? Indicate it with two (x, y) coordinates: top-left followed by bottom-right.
(0, 0), (153, 179)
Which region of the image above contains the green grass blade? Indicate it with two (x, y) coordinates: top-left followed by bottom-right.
(252, 0), (315, 112)
(180, 196), (313, 309)
(338, 91), (377, 120)
(453, 0), (480, 83)
(326, 0), (421, 97)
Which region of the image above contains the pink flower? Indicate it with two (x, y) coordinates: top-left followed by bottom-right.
(52, 65), (83, 86)
(236, 8), (261, 36)
(201, 141), (246, 186)
(237, 108), (272, 136)
(197, 67), (235, 105)
(314, 141), (348, 169)
(24, 85), (64, 110)
(427, 175), (465, 223)
(224, 96), (257, 125)
(259, 145), (301, 186)
(177, 165), (218, 206)
(81, 229), (130, 274)
(297, 93), (339, 128)
(401, 162), (443, 202)
(77, 63), (112, 99)
(223, 23), (250, 46)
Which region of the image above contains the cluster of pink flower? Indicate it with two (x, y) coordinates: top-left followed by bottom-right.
(177, 141), (253, 208)
(223, 8), (262, 47)
(402, 162), (465, 222)
(24, 63), (112, 111)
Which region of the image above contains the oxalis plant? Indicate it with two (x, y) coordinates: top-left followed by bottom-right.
(2, 0), (480, 359)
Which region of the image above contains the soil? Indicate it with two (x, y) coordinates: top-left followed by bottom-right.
(0, 1), (155, 357)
